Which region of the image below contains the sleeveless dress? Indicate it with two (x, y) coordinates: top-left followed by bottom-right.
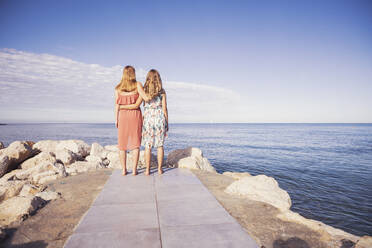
(142, 94), (167, 148)
(117, 93), (142, 151)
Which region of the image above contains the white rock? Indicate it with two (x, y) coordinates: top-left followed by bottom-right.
(0, 195), (46, 226)
(0, 169), (19, 184)
(32, 170), (57, 184)
(4, 141), (35, 162)
(38, 175), (59, 184)
(107, 151), (121, 169)
(166, 147), (216, 173)
(36, 190), (60, 201)
(102, 158), (110, 167)
(104, 145), (118, 152)
(85, 155), (104, 165)
(91, 143), (109, 159)
(277, 210), (359, 243)
(56, 140), (90, 157)
(33, 140), (60, 153)
(20, 152), (56, 170)
(54, 148), (76, 165)
(223, 171), (251, 180)
(53, 162), (67, 177)
(66, 161), (103, 175)
(0, 141), (36, 177)
(19, 183), (39, 197)
(0, 180), (26, 202)
(225, 175), (291, 212)
(0, 155), (11, 178)
(356, 236), (372, 248)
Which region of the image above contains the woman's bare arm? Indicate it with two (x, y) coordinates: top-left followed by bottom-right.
(119, 95), (143, 110)
(114, 90), (119, 128)
(137, 82), (150, 101)
(162, 92), (168, 129)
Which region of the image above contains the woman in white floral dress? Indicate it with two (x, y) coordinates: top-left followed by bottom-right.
(137, 69), (168, 175)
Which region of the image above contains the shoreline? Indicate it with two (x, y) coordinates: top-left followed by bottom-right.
(0, 140), (371, 247)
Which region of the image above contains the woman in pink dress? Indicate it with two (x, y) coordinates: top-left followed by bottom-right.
(114, 65), (143, 175)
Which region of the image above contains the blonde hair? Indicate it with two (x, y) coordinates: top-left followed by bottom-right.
(144, 69), (164, 100)
(115, 65), (137, 92)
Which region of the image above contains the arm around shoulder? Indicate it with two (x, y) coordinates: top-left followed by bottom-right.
(137, 82), (150, 101)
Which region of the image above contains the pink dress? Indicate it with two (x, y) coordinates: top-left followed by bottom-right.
(117, 93), (142, 151)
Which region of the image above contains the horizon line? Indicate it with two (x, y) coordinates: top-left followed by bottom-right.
(1, 122), (372, 125)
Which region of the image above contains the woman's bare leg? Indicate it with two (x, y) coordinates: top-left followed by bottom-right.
(119, 150), (127, 176)
(145, 146), (151, 175)
(132, 148), (139, 175)
(157, 146), (164, 174)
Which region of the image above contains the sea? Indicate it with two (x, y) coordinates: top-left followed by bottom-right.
(0, 123), (371, 236)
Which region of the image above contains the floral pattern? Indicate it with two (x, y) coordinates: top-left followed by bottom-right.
(141, 95), (167, 148)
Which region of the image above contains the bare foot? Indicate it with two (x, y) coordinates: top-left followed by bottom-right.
(122, 169), (127, 176)
(145, 169), (150, 176)
(132, 170), (138, 176)
(158, 168), (163, 175)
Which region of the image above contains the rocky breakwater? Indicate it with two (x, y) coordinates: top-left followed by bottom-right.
(165, 148), (372, 248)
(0, 139), (158, 240)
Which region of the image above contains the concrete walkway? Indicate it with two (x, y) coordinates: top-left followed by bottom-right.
(64, 168), (258, 248)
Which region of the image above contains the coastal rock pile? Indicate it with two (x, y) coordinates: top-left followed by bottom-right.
(0, 140), (370, 246)
(166, 147), (216, 173)
(0, 139), (157, 230)
(225, 174), (292, 212)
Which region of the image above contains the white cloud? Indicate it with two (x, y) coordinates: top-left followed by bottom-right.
(0, 48), (245, 123)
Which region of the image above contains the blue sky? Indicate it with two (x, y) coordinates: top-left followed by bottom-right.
(0, 0), (371, 123)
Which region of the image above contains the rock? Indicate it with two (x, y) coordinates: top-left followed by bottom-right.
(0, 180), (26, 202)
(5, 141), (36, 162)
(225, 175), (291, 212)
(16, 160), (65, 182)
(0, 142), (4, 149)
(32, 171), (57, 184)
(53, 162), (67, 177)
(0, 155), (11, 178)
(33, 140), (60, 153)
(20, 152), (56, 170)
(223, 171), (251, 180)
(19, 183), (40, 197)
(36, 190), (60, 201)
(66, 161), (104, 175)
(102, 158), (110, 167)
(54, 148), (76, 165)
(91, 143), (109, 159)
(166, 147), (216, 173)
(85, 155), (104, 166)
(104, 145), (118, 152)
(0, 195), (46, 226)
(0, 141), (36, 177)
(56, 140), (90, 158)
(277, 210), (359, 243)
(0, 169), (19, 184)
(107, 151), (120, 169)
(356, 236), (372, 248)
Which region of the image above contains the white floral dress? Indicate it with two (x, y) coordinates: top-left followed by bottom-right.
(141, 94), (167, 148)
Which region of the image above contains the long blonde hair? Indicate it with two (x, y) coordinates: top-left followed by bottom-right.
(115, 65), (137, 92)
(144, 69), (164, 100)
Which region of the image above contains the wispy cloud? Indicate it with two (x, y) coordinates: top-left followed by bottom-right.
(0, 48), (245, 123)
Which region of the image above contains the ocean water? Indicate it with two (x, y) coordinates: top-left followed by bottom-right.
(0, 123), (371, 236)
